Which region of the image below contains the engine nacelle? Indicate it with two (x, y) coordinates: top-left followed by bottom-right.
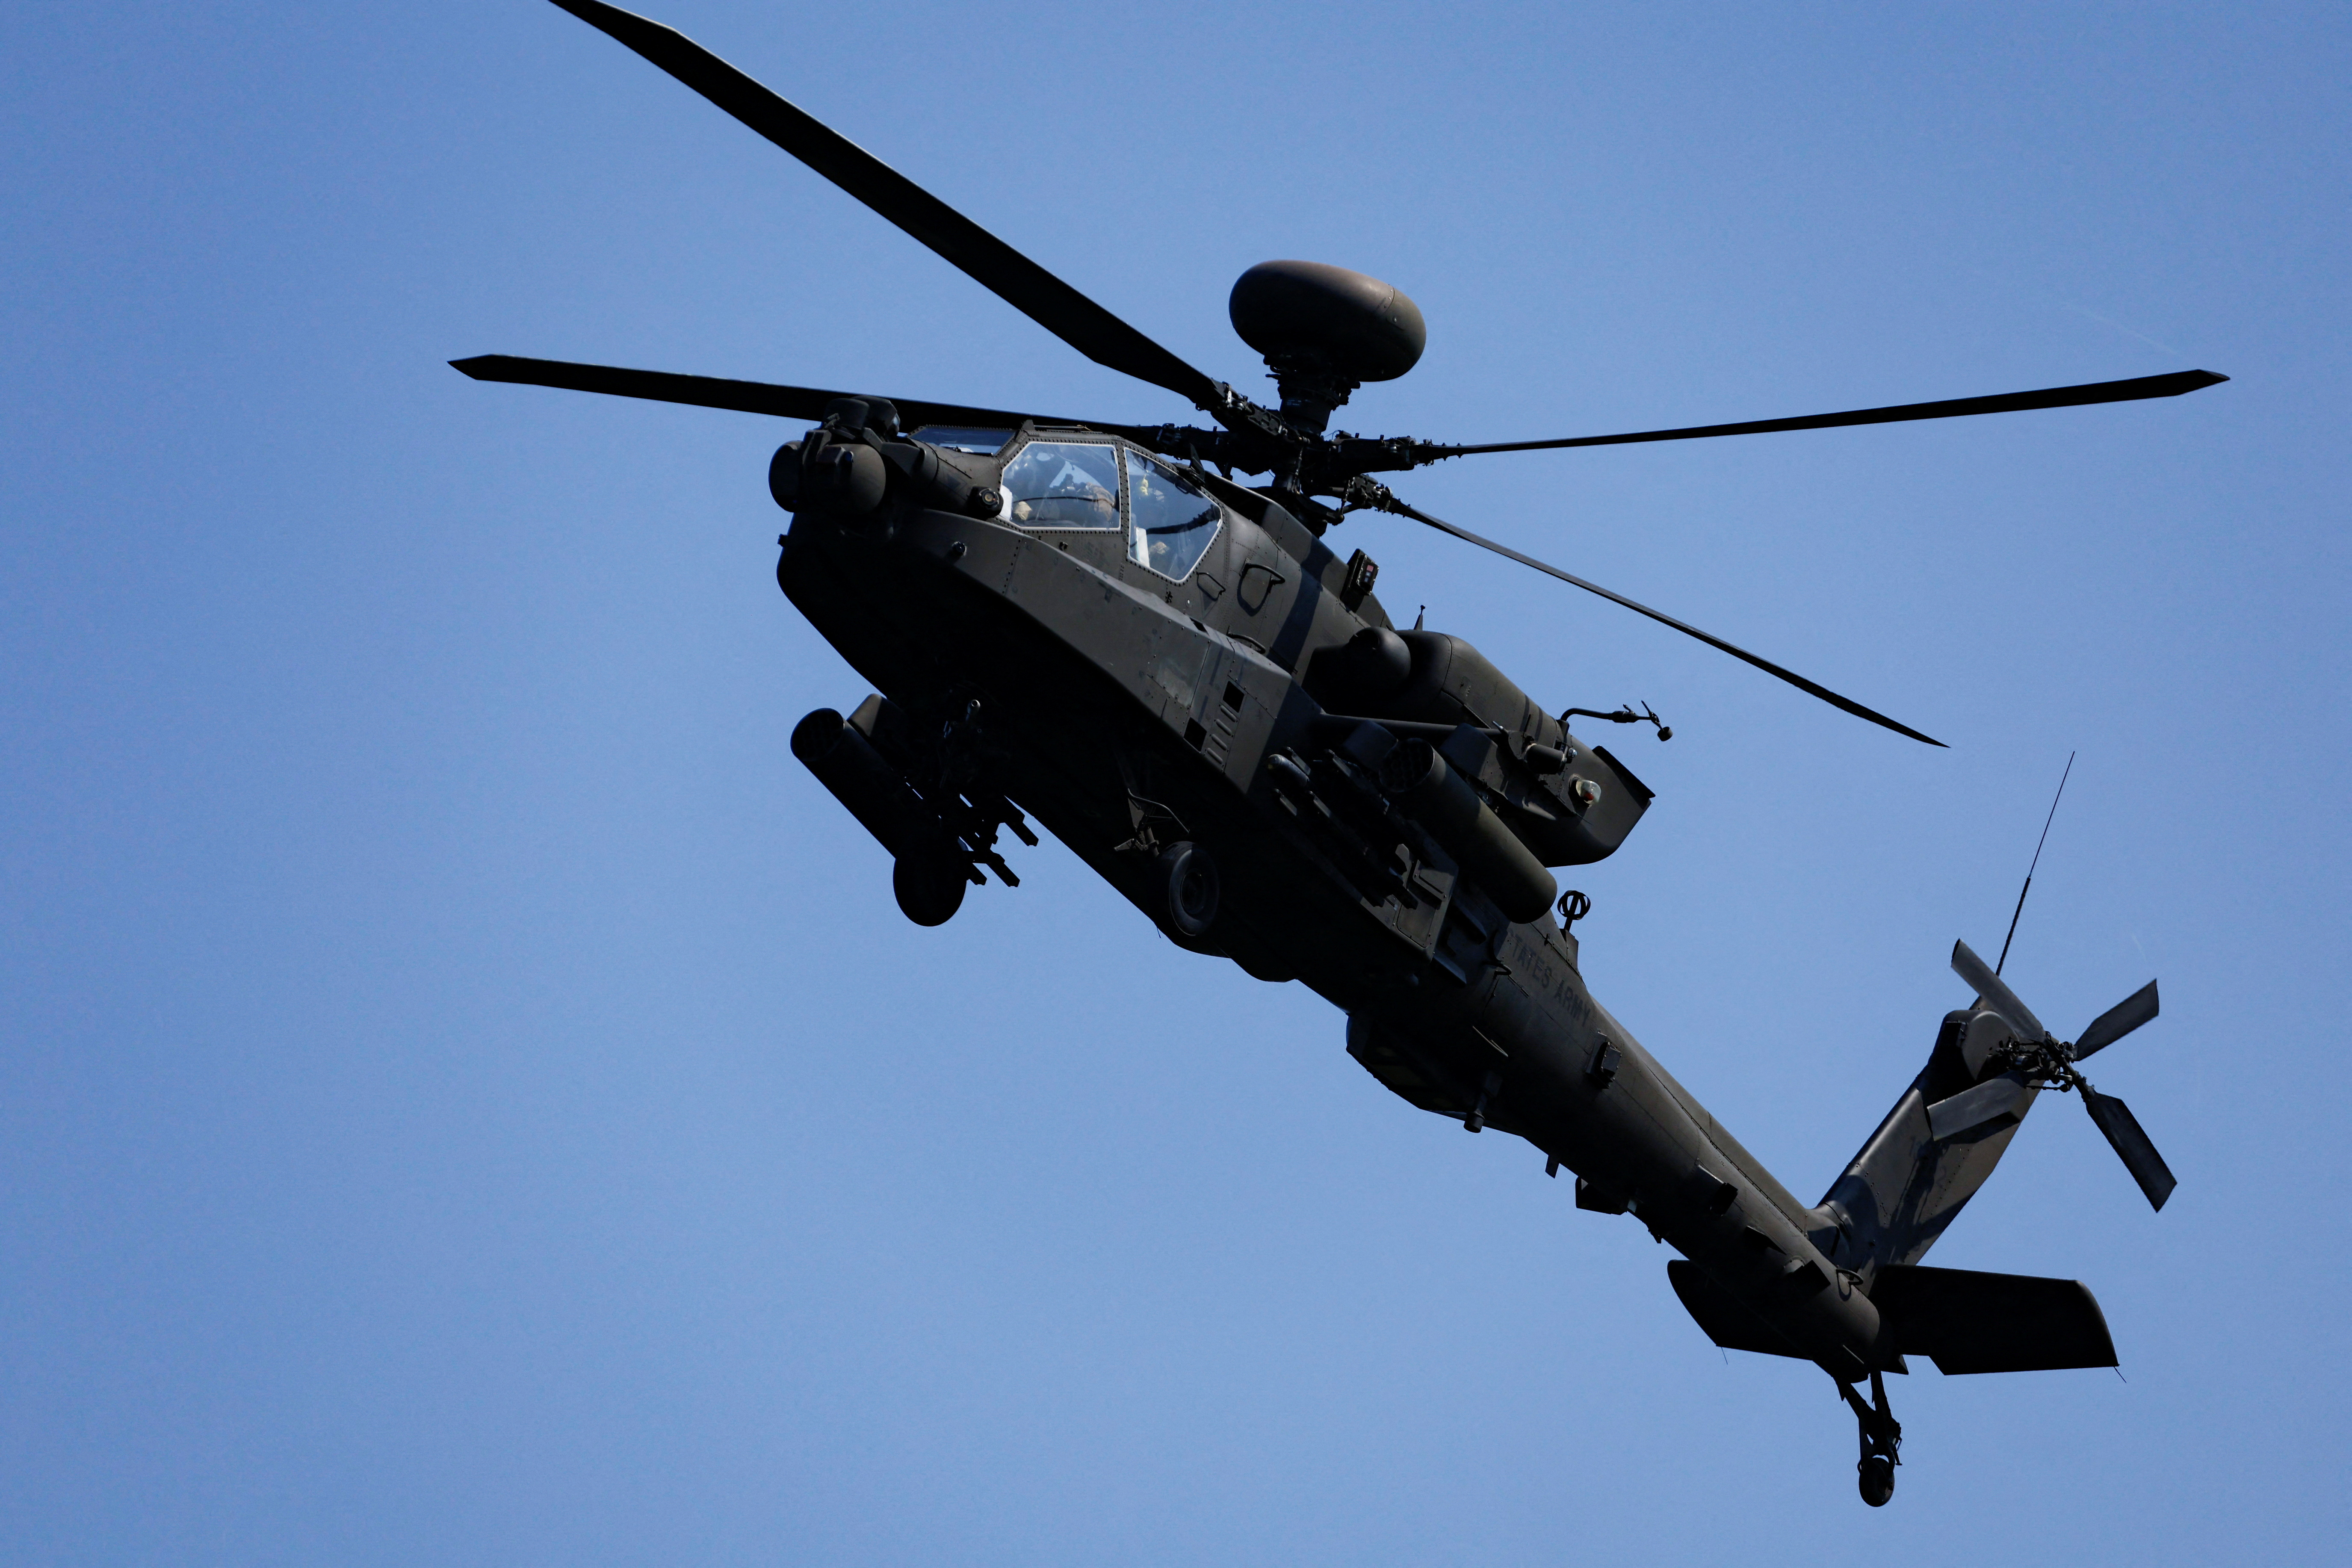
(1312, 629), (1654, 868)
(1377, 737), (1559, 923)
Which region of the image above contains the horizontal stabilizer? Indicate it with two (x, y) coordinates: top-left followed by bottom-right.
(1872, 1264), (2117, 1374)
(1666, 1261), (1810, 1361)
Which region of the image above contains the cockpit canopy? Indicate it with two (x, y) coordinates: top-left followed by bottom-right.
(909, 425), (1014, 455)
(1002, 440), (1121, 530)
(990, 435), (1225, 583)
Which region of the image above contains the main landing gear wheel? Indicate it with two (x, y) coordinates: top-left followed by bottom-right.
(1158, 841), (1220, 939)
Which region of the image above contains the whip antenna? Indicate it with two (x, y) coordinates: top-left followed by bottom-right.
(1996, 752), (2075, 975)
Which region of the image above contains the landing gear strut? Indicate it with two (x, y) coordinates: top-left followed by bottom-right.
(1837, 1368), (1903, 1507)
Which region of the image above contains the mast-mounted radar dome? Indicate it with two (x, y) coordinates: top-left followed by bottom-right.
(1229, 260), (1427, 432)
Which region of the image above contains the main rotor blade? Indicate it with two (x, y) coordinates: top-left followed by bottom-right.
(2081, 1086), (2178, 1211)
(2075, 979), (2160, 1060)
(1951, 939), (2051, 1044)
(1415, 370), (2229, 460)
(544, 1), (1228, 413)
(451, 354), (1065, 430)
(1383, 499), (1945, 746)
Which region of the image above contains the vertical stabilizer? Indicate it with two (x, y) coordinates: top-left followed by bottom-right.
(1811, 1008), (2040, 1277)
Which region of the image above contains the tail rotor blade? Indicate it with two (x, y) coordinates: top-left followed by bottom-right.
(1950, 939), (2051, 1044)
(2081, 1086), (2178, 1211)
(2075, 980), (2160, 1060)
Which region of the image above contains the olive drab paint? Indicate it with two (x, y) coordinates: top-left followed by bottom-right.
(456, 0), (2212, 1508)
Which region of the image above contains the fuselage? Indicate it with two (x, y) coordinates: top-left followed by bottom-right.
(777, 422), (1889, 1381)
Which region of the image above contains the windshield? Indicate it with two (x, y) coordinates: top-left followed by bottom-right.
(1001, 440), (1122, 530)
(909, 425), (1013, 455)
(1126, 451), (1223, 580)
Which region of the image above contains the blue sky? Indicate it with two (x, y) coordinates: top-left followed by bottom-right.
(5, 2), (2346, 1562)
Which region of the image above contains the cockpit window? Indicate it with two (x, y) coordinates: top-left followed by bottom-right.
(1126, 451), (1223, 580)
(1001, 440), (1123, 530)
(909, 425), (1013, 455)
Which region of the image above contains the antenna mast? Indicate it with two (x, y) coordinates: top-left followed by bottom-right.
(1996, 752), (2075, 975)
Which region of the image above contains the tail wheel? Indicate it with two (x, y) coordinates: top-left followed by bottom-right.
(1157, 841), (1220, 939)
(1841, 1367), (1903, 1507)
(893, 851), (969, 927)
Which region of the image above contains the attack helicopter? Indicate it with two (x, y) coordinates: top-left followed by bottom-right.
(457, 0), (2222, 1506)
